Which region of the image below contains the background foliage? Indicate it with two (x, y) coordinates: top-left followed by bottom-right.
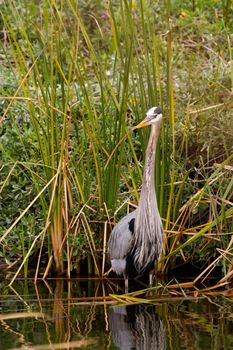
(0, 0), (232, 282)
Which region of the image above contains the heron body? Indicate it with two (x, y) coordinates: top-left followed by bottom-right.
(108, 107), (164, 291)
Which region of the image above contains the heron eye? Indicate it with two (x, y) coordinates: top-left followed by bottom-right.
(150, 113), (157, 119)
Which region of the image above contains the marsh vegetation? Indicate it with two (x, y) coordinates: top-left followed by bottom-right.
(0, 0), (233, 289)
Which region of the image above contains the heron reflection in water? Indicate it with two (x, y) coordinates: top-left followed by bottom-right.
(109, 304), (166, 350)
(108, 107), (164, 292)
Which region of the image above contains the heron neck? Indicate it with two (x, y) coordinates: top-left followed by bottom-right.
(140, 123), (160, 201)
(134, 122), (162, 272)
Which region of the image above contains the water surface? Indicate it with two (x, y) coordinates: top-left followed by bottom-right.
(0, 279), (233, 349)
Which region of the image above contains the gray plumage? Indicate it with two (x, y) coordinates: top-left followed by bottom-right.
(108, 209), (137, 276)
(108, 107), (164, 289)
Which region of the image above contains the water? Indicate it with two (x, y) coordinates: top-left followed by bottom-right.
(0, 279), (233, 349)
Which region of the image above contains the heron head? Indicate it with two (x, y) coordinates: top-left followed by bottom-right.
(135, 106), (162, 129)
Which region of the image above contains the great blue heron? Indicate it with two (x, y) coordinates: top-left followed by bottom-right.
(108, 106), (164, 292)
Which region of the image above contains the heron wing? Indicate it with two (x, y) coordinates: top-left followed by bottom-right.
(108, 210), (137, 260)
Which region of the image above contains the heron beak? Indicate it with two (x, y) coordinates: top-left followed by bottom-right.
(135, 119), (151, 129)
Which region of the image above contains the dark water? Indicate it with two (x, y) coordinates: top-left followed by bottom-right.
(0, 279), (233, 349)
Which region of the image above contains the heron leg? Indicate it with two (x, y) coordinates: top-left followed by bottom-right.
(124, 273), (129, 294)
(147, 270), (155, 297)
(149, 270), (154, 288)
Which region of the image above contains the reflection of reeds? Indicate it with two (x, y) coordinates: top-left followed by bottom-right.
(9, 339), (98, 350)
(34, 279), (108, 346)
(0, 312), (44, 320)
(2, 280), (233, 349)
(165, 299), (233, 350)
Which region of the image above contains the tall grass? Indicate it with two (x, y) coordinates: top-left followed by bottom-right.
(1, 0), (232, 283)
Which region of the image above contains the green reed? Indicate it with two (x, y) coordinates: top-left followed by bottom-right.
(1, 0), (232, 282)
